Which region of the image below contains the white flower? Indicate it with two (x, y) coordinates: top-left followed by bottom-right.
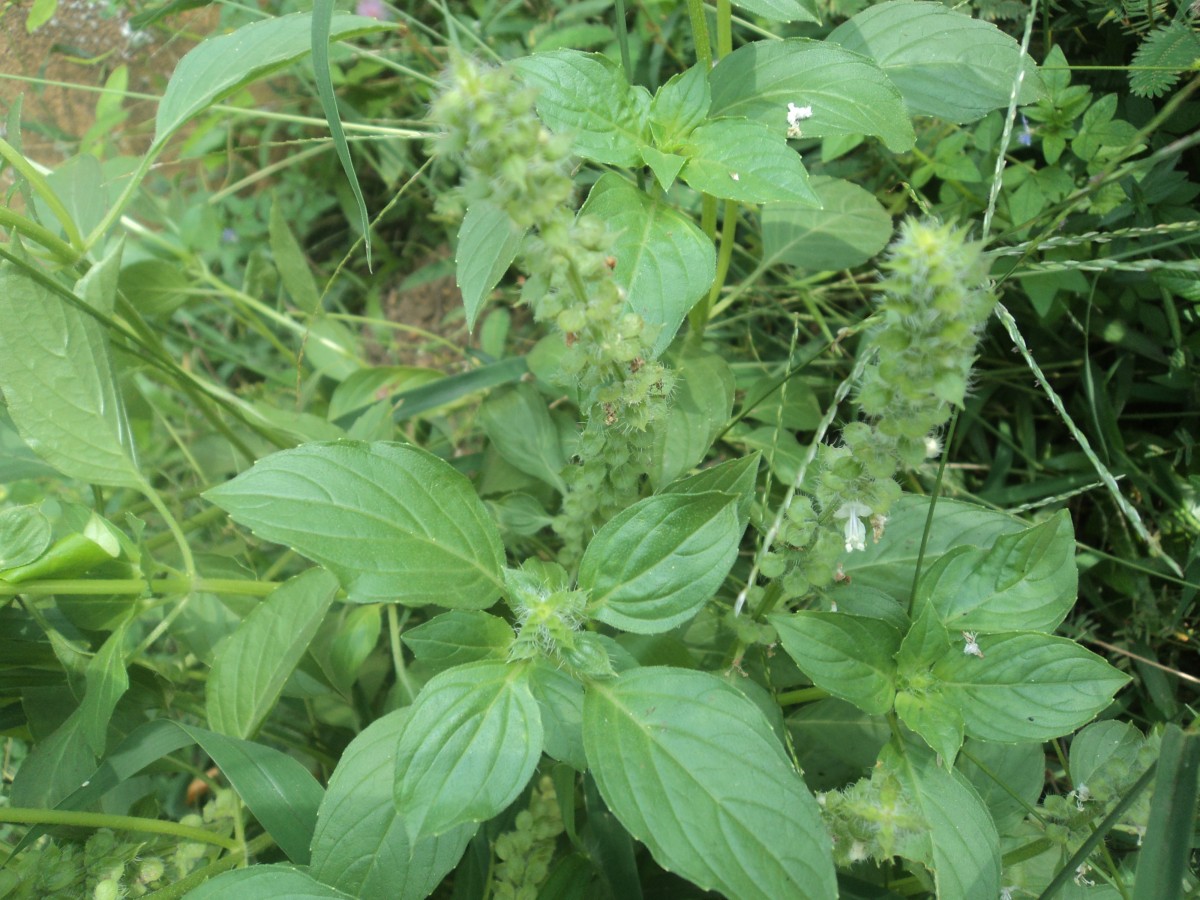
(834, 500), (872, 553)
(786, 102), (814, 138)
(962, 631), (984, 658)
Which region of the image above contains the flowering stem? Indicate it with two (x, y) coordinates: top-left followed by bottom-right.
(684, 0), (713, 68)
(906, 411), (957, 617)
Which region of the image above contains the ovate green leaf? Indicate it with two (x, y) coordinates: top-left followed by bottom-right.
(708, 40), (915, 152)
(648, 351), (734, 488)
(882, 740), (1001, 899)
(828, 1), (1041, 123)
(310, 710), (475, 900)
(204, 441), (505, 607)
(580, 173), (716, 357)
(270, 194), (322, 315)
(915, 510), (1077, 633)
(678, 118), (820, 206)
(401, 610), (514, 671)
(934, 633), (1131, 742)
(206, 568), (339, 739)
(583, 667), (836, 899)
(769, 611), (900, 714)
(183, 864), (353, 899)
(580, 492), (742, 634)
(394, 661), (542, 842)
(649, 65), (710, 146)
(479, 383), (568, 492)
(511, 51), (650, 166)
(0, 265), (143, 489)
(732, 0), (820, 23)
(456, 201), (526, 330)
(0, 505), (51, 569)
(762, 176), (893, 271)
(155, 12), (390, 146)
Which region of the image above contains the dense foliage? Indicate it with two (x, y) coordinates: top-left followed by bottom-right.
(1, 0), (1197, 898)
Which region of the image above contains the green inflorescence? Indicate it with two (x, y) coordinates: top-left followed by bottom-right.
(490, 774), (566, 900)
(429, 56), (674, 564)
(769, 218), (997, 598)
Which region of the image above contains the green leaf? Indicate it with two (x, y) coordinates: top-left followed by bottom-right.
(648, 351), (734, 488)
(0, 264), (144, 489)
(708, 39), (915, 152)
(183, 864), (353, 899)
(649, 65), (711, 146)
(206, 568), (339, 739)
(914, 510), (1077, 633)
(957, 739), (1045, 834)
(25, 0), (57, 33)
(933, 632), (1131, 742)
(827, 1), (1041, 123)
(327, 366), (441, 422)
(659, 453), (760, 531)
(0, 505), (51, 569)
(394, 660), (542, 842)
(580, 174), (716, 357)
(155, 12), (390, 146)
(401, 610), (514, 671)
(456, 201), (526, 331)
(1134, 725), (1200, 900)
(580, 492), (742, 634)
(323, 604), (382, 694)
(895, 605), (962, 763)
(640, 147), (688, 192)
(312, 0), (373, 267)
(769, 611), (900, 715)
(529, 659), (587, 771)
(479, 383), (568, 493)
(75, 237), (123, 317)
(841, 495), (1027, 603)
(882, 740), (1001, 899)
(79, 624), (130, 757)
(762, 176), (893, 271)
(204, 441), (505, 607)
(787, 698), (890, 792)
(310, 710), (475, 900)
(732, 0), (820, 23)
(583, 667), (836, 899)
(270, 193), (322, 315)
(678, 118), (820, 206)
(117, 260), (190, 318)
(511, 51), (650, 166)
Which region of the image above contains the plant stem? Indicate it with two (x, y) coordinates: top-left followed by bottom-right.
(0, 808), (239, 852)
(0, 578), (278, 598)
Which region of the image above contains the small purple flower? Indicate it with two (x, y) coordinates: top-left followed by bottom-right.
(1017, 114), (1033, 147)
(356, 0), (390, 19)
(221, 227), (238, 244)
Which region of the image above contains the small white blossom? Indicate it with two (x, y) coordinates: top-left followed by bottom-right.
(962, 631), (984, 658)
(787, 102), (814, 138)
(924, 434), (943, 458)
(834, 500), (872, 553)
(730, 172), (740, 181)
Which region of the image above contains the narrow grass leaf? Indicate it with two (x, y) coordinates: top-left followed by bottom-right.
(206, 568), (339, 739)
(1133, 725), (1200, 900)
(583, 667), (836, 899)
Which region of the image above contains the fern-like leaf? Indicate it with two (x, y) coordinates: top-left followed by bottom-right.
(1130, 22), (1200, 97)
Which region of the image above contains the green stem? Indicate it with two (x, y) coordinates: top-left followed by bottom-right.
(387, 605), (418, 704)
(906, 411), (957, 617)
(0, 578), (279, 598)
(689, 199), (738, 346)
(0, 808), (238, 852)
(0, 137), (85, 249)
(613, 0), (632, 82)
(0, 207), (80, 262)
(775, 686), (829, 706)
(684, 0), (713, 68)
(715, 0), (733, 58)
